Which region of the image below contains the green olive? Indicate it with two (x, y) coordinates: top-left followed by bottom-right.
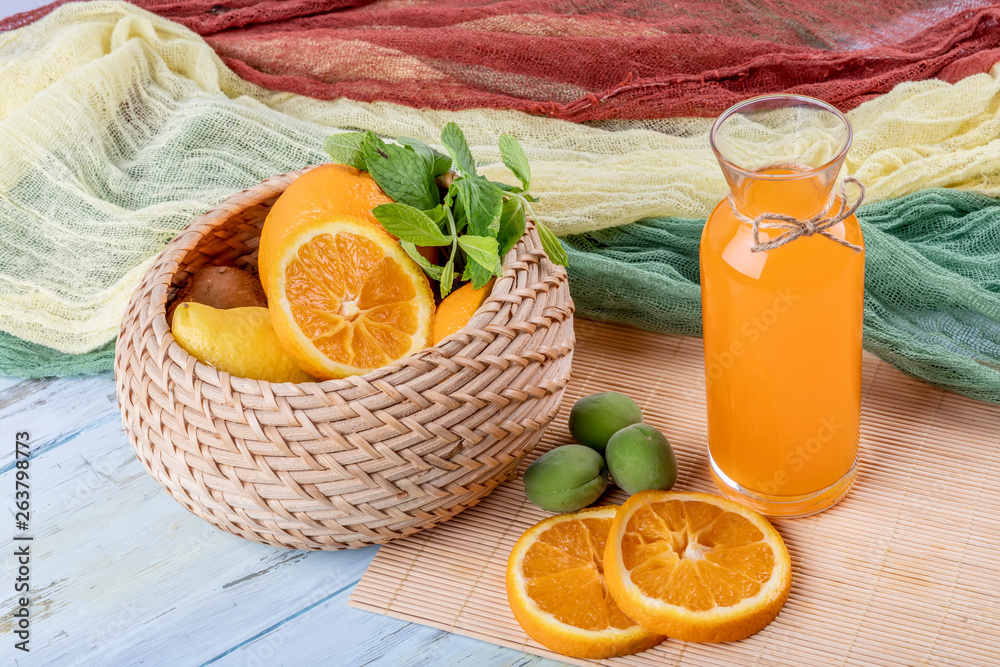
(522, 445), (609, 513)
(568, 392), (644, 454)
(606, 424), (677, 495)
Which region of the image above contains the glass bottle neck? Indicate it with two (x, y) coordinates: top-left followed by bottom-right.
(724, 165), (840, 221)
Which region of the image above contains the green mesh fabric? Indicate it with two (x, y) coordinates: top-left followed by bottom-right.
(11, 188), (1000, 407)
(566, 214), (704, 338)
(0, 332), (115, 378)
(566, 189), (1000, 404)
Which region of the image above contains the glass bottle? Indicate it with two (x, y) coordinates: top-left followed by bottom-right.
(701, 94), (864, 517)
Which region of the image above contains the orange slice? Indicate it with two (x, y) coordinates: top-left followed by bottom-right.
(506, 506), (664, 659)
(604, 490), (792, 643)
(262, 215), (435, 379)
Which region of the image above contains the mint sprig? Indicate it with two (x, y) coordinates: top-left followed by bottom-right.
(454, 175), (503, 238)
(497, 197), (526, 258)
(322, 125), (567, 295)
(400, 241), (443, 281)
(362, 131), (439, 210)
(371, 203), (450, 247)
(323, 133), (366, 170)
(398, 137), (452, 177)
(458, 235), (503, 276)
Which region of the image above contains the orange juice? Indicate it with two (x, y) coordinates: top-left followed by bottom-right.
(701, 167), (864, 516)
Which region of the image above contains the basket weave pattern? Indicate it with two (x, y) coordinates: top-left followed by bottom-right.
(115, 168), (575, 550)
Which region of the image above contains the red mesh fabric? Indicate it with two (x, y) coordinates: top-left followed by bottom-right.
(5, 1), (1000, 120)
(0, 0), (75, 32)
(0, 1), (374, 33)
(131, 0), (374, 33)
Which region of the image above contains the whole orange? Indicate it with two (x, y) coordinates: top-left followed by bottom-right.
(432, 277), (495, 344)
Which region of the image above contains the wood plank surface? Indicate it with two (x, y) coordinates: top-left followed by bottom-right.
(0, 372), (559, 666)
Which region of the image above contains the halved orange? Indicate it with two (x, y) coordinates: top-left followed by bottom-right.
(258, 164), (393, 290)
(262, 215), (435, 379)
(604, 491), (792, 643)
(506, 506), (664, 659)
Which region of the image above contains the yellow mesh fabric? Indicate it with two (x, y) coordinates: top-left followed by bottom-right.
(1, 1), (1000, 353)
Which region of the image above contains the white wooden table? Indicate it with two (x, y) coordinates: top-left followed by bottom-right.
(0, 373), (562, 666)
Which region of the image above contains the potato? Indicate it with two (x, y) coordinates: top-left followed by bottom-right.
(167, 266), (267, 324)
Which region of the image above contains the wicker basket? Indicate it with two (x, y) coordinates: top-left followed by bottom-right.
(114, 167), (575, 550)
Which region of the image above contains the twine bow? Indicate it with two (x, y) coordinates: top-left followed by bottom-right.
(728, 176), (865, 254)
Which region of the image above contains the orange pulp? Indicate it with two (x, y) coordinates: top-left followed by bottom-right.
(700, 168), (864, 513)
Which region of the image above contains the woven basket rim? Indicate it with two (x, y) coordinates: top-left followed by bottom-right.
(149, 166), (548, 392)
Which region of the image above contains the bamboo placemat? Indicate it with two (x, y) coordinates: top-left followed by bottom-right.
(350, 320), (1000, 666)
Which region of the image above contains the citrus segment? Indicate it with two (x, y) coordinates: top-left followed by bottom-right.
(604, 490), (792, 643)
(506, 506), (664, 659)
(263, 216), (434, 380)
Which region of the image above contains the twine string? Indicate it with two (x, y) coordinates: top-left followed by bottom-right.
(727, 176), (865, 253)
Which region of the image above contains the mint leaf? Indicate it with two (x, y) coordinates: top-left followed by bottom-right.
(372, 203), (451, 246)
(397, 136), (433, 160)
(398, 136), (453, 177)
(423, 204), (448, 228)
(497, 197), (526, 258)
(462, 255), (496, 289)
(499, 134), (530, 191)
(492, 181), (522, 193)
(444, 182), (467, 234)
(400, 240), (443, 280)
(432, 154), (453, 178)
(362, 131), (439, 210)
(441, 122), (477, 177)
(440, 258), (455, 298)
(454, 175), (503, 238)
(458, 235), (502, 277)
(535, 220), (568, 266)
(323, 132), (367, 170)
